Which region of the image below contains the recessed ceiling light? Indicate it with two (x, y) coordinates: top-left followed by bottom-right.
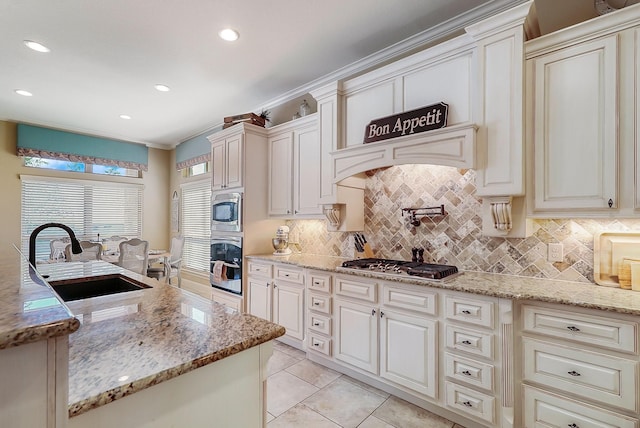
(15, 89), (33, 97)
(119, 114), (131, 120)
(154, 84), (170, 92)
(23, 40), (50, 53)
(219, 28), (239, 42)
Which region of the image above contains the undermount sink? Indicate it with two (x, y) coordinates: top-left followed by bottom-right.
(49, 275), (151, 302)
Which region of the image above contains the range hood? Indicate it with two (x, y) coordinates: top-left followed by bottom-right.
(330, 122), (477, 183)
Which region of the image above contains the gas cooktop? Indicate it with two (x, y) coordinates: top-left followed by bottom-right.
(339, 258), (460, 281)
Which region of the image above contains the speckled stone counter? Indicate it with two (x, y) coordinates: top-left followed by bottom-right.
(247, 253), (640, 316)
(0, 244), (285, 419)
(0, 244), (79, 350)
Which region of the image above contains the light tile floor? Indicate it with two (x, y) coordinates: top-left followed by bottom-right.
(267, 341), (466, 428)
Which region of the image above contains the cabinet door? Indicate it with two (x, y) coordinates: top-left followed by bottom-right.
(379, 309), (437, 399)
(335, 298), (378, 374)
(211, 140), (226, 191)
(225, 134), (243, 190)
(273, 282), (304, 340)
(248, 278), (271, 321)
(531, 35), (618, 212)
(268, 132), (293, 216)
(293, 125), (322, 216)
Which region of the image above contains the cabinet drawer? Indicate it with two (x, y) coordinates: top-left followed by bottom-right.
(445, 294), (494, 329)
(247, 261), (272, 277)
(445, 353), (494, 392)
(274, 265), (304, 285)
(445, 381), (495, 424)
(308, 311), (331, 336)
(308, 333), (331, 356)
(523, 338), (638, 411)
(308, 293), (331, 315)
(445, 325), (494, 360)
(524, 385), (639, 428)
(335, 276), (376, 302)
(382, 284), (436, 315)
(523, 305), (638, 354)
(308, 271), (332, 293)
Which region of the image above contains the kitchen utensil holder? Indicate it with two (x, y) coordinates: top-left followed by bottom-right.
(401, 205), (446, 226)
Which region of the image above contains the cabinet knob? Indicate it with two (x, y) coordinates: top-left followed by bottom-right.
(313, 281), (320, 285)
(608, 198), (613, 208)
(266, 282), (270, 287)
(314, 301), (321, 306)
(568, 424), (579, 428)
(566, 326), (580, 332)
(380, 311), (384, 318)
(461, 370), (472, 376)
(461, 340), (472, 345)
(461, 310), (472, 315)
(567, 370), (581, 377)
(371, 309), (376, 316)
(287, 210), (291, 214)
(294, 210), (298, 214)
(461, 401), (473, 408)
(313, 322), (320, 326)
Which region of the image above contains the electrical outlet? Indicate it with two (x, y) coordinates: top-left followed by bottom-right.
(548, 243), (563, 262)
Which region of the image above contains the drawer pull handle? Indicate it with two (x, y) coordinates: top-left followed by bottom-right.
(461, 401), (473, 408)
(462, 370), (472, 376)
(314, 281), (320, 285)
(567, 370), (581, 377)
(284, 274), (290, 277)
(313, 342), (320, 347)
(461, 310), (472, 315)
(568, 424), (579, 428)
(461, 340), (472, 345)
(313, 322), (320, 326)
(314, 302), (321, 306)
(567, 326), (580, 332)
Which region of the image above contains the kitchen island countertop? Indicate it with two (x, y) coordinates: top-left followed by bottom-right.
(247, 253), (640, 316)
(0, 244), (285, 418)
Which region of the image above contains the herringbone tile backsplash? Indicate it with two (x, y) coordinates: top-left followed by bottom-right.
(287, 164), (640, 284)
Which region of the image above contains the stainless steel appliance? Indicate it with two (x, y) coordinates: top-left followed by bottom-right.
(211, 192), (242, 233)
(210, 236), (243, 295)
(339, 258), (459, 281)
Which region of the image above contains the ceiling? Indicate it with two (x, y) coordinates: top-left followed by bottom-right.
(0, 0), (608, 149)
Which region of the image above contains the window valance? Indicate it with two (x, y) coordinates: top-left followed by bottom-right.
(17, 124), (149, 171)
(175, 132), (211, 170)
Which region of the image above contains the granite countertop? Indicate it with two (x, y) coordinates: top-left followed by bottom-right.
(0, 243), (285, 418)
(247, 253), (640, 316)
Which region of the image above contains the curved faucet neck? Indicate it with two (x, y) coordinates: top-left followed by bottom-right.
(29, 223), (82, 268)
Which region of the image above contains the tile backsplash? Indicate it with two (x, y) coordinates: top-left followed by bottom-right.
(287, 164), (640, 284)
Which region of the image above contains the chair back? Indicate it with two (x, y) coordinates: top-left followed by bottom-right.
(118, 239), (149, 275)
(50, 238), (70, 261)
(169, 235), (185, 264)
(65, 241), (102, 261)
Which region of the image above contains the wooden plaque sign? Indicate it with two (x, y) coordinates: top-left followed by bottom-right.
(363, 102), (449, 144)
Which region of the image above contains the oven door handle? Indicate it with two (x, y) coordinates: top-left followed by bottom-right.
(210, 261), (241, 269)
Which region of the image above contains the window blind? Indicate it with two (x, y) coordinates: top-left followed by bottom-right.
(21, 175), (143, 261)
(180, 179), (211, 273)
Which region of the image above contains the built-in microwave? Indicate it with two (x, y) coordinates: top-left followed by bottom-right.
(210, 235), (242, 295)
(211, 192), (242, 233)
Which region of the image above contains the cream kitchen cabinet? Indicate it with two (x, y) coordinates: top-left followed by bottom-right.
(247, 260), (305, 348)
(306, 270), (333, 357)
(268, 115), (322, 218)
(518, 301), (640, 427)
(334, 276), (439, 400)
(210, 133), (243, 191)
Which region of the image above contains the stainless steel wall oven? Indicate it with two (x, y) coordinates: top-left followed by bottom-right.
(210, 236), (242, 295)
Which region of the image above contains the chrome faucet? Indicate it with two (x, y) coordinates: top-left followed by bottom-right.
(29, 223), (82, 268)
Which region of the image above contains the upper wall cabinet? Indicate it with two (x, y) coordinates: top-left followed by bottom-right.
(528, 35), (618, 214)
(268, 115), (323, 218)
(525, 6), (640, 217)
(210, 132), (244, 191)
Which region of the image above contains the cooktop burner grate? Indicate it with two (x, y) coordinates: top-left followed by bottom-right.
(341, 258), (459, 280)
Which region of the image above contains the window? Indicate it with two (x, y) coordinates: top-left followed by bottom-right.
(181, 179), (211, 273)
(21, 176), (143, 261)
(181, 161), (210, 178)
(23, 156), (140, 177)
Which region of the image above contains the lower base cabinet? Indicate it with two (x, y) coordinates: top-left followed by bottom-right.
(523, 385), (638, 428)
(335, 298), (378, 373)
(273, 281), (304, 341)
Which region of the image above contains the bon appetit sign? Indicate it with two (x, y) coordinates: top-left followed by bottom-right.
(363, 102), (449, 144)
